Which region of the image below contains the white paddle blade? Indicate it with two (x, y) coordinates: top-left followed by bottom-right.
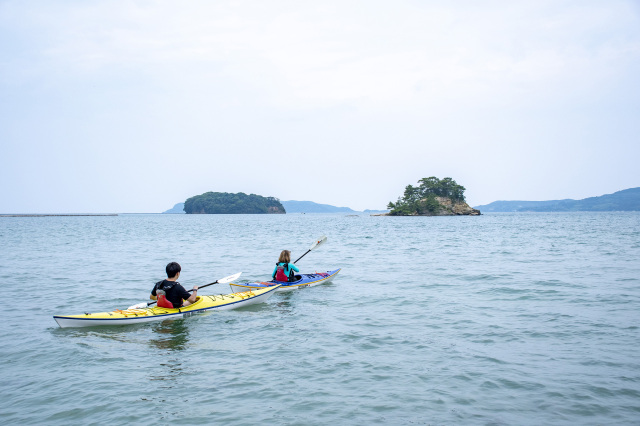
(216, 272), (242, 284)
(127, 302), (148, 310)
(310, 235), (327, 250)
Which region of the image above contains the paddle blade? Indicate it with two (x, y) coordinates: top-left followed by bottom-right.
(310, 235), (327, 250)
(127, 302), (148, 310)
(216, 272), (243, 284)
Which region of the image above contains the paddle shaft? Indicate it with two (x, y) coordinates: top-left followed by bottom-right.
(293, 236), (327, 264)
(188, 279), (219, 292)
(293, 249), (311, 264)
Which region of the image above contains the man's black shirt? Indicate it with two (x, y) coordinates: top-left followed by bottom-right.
(151, 280), (191, 308)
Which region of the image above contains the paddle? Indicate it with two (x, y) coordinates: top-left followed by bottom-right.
(294, 235), (327, 263)
(127, 272), (243, 310)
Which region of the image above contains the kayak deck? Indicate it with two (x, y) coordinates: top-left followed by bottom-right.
(53, 285), (280, 328)
(229, 269), (340, 293)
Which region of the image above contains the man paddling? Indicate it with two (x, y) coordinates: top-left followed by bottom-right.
(150, 262), (199, 308)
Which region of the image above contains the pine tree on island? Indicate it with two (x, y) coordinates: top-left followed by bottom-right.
(387, 177), (480, 216)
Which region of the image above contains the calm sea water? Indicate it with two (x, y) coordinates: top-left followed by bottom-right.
(0, 212), (639, 425)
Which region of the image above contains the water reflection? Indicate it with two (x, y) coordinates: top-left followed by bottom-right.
(274, 292), (294, 315)
(149, 319), (190, 351)
(148, 320), (190, 385)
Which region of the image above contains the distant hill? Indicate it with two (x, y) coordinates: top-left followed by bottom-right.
(163, 203), (185, 214)
(281, 200), (356, 213)
(474, 187), (640, 212)
(184, 192), (285, 214)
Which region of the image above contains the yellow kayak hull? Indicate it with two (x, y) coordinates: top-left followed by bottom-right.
(53, 285), (280, 328)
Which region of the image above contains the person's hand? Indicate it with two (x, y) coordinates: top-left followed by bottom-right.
(192, 286), (198, 291)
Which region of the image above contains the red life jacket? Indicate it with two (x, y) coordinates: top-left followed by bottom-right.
(275, 263), (291, 282)
(157, 292), (174, 308)
(155, 280), (178, 308)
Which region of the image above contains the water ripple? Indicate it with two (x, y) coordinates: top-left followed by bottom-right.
(1, 212), (640, 424)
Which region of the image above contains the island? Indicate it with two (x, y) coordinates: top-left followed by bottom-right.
(183, 192), (285, 214)
(386, 177), (480, 216)
(163, 199), (389, 214)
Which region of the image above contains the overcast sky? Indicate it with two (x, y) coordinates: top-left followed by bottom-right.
(1, 0), (639, 213)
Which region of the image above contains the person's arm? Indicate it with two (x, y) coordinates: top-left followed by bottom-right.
(272, 264), (278, 279)
(150, 285), (158, 300)
(186, 286), (198, 303)
(150, 294), (157, 300)
(290, 263), (300, 272)
(174, 283), (195, 305)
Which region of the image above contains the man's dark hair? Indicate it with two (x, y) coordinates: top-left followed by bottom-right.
(166, 262), (181, 278)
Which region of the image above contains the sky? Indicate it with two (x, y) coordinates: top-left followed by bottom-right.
(1, 0), (639, 213)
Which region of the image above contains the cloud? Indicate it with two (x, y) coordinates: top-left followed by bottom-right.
(4, 0), (638, 107)
(1, 0), (639, 212)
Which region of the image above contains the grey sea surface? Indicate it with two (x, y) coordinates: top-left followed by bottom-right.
(0, 212), (639, 425)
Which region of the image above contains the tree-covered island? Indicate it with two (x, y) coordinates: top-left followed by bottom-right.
(387, 177), (480, 216)
(184, 192), (286, 214)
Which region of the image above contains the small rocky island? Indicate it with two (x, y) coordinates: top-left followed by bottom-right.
(184, 192), (285, 214)
(386, 177), (480, 216)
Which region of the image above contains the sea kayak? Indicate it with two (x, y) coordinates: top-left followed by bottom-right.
(228, 269), (340, 293)
(53, 285), (280, 328)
